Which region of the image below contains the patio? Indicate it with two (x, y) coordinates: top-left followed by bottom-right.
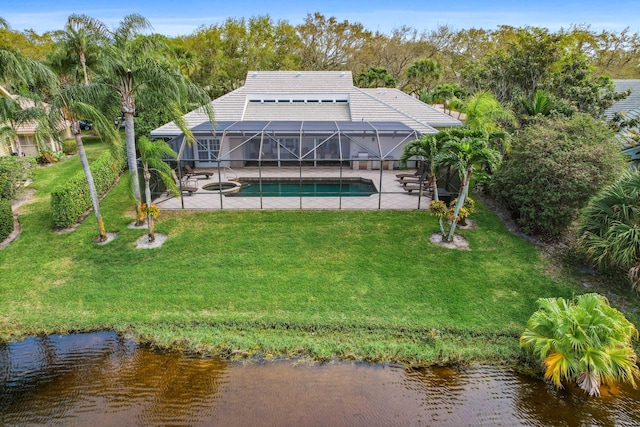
(154, 166), (434, 211)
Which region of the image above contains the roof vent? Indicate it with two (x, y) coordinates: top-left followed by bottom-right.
(252, 73), (257, 78)
(296, 72), (301, 77)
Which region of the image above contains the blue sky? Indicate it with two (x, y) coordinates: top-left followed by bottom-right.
(3, 0), (639, 36)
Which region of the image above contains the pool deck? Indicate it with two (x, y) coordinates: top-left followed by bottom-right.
(155, 167), (432, 210)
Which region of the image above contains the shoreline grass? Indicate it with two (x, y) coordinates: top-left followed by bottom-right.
(1, 144), (636, 367)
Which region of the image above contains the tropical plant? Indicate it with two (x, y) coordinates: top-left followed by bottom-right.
(38, 83), (120, 241)
(356, 66), (397, 88)
(578, 169), (640, 290)
(520, 293), (639, 396)
(518, 89), (552, 117)
(427, 83), (467, 114)
(57, 14), (108, 84)
(399, 133), (445, 236)
(435, 129), (502, 241)
(97, 13), (213, 224)
(137, 136), (178, 242)
(405, 58), (442, 95)
(464, 91), (515, 132)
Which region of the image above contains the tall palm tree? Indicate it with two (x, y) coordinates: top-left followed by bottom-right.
(436, 129), (502, 241)
(399, 133), (446, 236)
(60, 14), (109, 85)
(38, 83), (120, 241)
(98, 14), (213, 224)
(137, 136), (178, 242)
(520, 293), (639, 396)
(578, 169), (640, 290)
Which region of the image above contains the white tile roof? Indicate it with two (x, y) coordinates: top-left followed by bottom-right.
(151, 71), (462, 137)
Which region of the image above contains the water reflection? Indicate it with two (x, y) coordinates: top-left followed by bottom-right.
(1, 332), (639, 426)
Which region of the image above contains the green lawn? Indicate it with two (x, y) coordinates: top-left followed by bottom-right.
(0, 142), (628, 365)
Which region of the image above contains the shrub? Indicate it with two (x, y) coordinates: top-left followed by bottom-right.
(0, 198), (13, 241)
(490, 114), (624, 239)
(50, 148), (126, 228)
(521, 293), (639, 396)
(0, 156), (37, 200)
(578, 169), (640, 290)
(62, 140), (77, 155)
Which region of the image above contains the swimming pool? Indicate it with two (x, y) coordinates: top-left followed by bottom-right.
(227, 177), (378, 197)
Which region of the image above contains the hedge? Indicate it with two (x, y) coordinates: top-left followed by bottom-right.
(0, 156), (37, 200)
(0, 199), (13, 242)
(50, 148), (126, 228)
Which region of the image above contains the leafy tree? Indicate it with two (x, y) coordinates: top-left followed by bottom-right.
(578, 169), (640, 290)
(521, 293), (639, 396)
(297, 12), (372, 70)
(405, 58), (442, 95)
(435, 129), (502, 241)
(355, 66), (397, 88)
(491, 114), (625, 239)
(40, 83), (120, 240)
(138, 137), (177, 242)
(181, 16), (300, 97)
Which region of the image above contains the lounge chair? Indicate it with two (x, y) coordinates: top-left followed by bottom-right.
(184, 165), (214, 179)
(398, 170), (429, 183)
(172, 171), (199, 195)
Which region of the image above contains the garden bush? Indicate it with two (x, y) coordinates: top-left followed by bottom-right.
(0, 198), (13, 241)
(62, 139), (77, 155)
(50, 147), (126, 228)
(490, 114), (624, 239)
(0, 156), (37, 200)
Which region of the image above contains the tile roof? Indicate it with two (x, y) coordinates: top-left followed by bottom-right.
(151, 71), (462, 137)
(604, 79), (640, 119)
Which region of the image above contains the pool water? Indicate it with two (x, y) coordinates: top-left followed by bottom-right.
(229, 178), (378, 197)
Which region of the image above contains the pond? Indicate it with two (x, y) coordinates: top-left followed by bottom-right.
(1, 332), (639, 426)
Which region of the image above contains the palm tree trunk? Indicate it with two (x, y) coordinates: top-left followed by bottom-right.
(446, 170), (471, 242)
(143, 164), (154, 242)
(75, 131), (107, 241)
(79, 50), (89, 85)
(430, 173), (446, 237)
(123, 111), (143, 224)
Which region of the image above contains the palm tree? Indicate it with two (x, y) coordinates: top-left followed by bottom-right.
(356, 67), (397, 88)
(405, 58), (442, 96)
(38, 83), (120, 241)
(436, 129), (502, 241)
(399, 133), (446, 236)
(578, 169), (640, 290)
(137, 136), (178, 242)
(98, 14), (213, 224)
(520, 293), (639, 396)
(519, 89), (552, 117)
(464, 91), (515, 132)
(60, 14), (109, 85)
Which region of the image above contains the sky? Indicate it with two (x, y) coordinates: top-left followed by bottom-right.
(3, 0), (639, 36)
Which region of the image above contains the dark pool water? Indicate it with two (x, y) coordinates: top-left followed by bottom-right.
(229, 178), (378, 197)
(1, 332), (639, 426)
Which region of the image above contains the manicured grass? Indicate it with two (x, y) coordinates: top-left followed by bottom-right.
(0, 144), (628, 365)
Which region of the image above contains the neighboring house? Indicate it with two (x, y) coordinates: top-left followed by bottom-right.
(0, 85), (69, 157)
(151, 71), (462, 170)
(604, 79), (640, 163)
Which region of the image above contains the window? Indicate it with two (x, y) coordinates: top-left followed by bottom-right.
(196, 138), (220, 161)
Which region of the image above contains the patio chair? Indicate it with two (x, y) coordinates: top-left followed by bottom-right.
(172, 171), (199, 195)
(184, 164), (214, 179)
(395, 161), (425, 179)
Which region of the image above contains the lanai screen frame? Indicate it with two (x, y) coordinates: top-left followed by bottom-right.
(169, 120), (428, 209)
